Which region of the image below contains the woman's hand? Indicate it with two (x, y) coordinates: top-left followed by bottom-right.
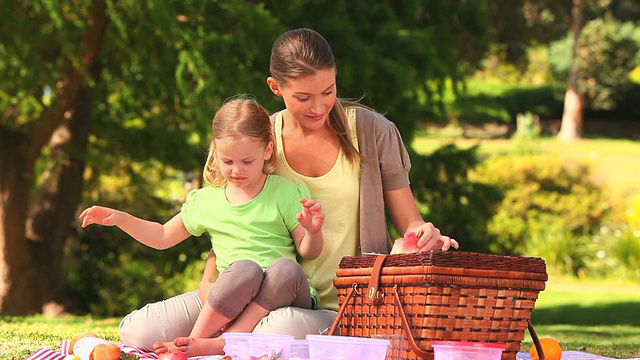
(407, 222), (459, 252)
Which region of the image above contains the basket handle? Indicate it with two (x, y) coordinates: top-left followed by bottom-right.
(327, 284), (357, 336)
(527, 320), (545, 360)
(390, 285), (432, 358)
(327, 283), (429, 359)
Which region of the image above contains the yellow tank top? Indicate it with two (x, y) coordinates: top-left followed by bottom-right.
(273, 110), (361, 310)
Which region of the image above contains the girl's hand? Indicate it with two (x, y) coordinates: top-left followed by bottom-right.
(296, 198), (325, 233)
(407, 222), (459, 252)
(78, 206), (121, 227)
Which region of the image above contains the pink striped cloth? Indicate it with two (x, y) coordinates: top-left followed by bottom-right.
(25, 340), (159, 360)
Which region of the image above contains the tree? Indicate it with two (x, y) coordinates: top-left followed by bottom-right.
(0, 0), (280, 315)
(553, 1), (640, 141)
(0, 0), (108, 315)
(557, 0), (586, 142)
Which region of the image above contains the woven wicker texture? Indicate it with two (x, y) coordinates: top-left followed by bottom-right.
(332, 251), (548, 360)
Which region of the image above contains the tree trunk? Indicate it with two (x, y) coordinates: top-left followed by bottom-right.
(26, 85), (93, 311)
(0, 0), (107, 315)
(0, 129), (39, 314)
(557, 0), (585, 142)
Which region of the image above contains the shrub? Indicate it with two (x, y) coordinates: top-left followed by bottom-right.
(591, 194), (640, 280)
(473, 154), (608, 255)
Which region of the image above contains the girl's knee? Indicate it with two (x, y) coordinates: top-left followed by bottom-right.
(266, 257), (302, 277)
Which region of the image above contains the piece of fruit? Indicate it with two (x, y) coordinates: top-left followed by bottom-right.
(89, 343), (121, 360)
(390, 232), (420, 254)
(158, 350), (188, 360)
(69, 331), (100, 354)
(530, 337), (562, 360)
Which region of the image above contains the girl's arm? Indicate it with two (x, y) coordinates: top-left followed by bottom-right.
(78, 205), (191, 249)
(291, 198), (324, 260)
(384, 186), (459, 251)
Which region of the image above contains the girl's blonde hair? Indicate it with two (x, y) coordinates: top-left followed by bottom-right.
(269, 28), (360, 164)
(203, 96), (276, 186)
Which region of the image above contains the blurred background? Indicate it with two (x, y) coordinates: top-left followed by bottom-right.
(1, 0), (639, 318)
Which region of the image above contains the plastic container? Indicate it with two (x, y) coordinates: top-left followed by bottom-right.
(307, 334), (390, 360)
(430, 341), (505, 360)
(248, 333), (295, 360)
(289, 339), (310, 360)
(222, 332), (252, 360)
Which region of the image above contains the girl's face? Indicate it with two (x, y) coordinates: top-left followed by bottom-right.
(268, 68), (337, 130)
(215, 136), (273, 189)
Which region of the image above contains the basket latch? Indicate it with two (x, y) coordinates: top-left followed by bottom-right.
(365, 254), (388, 305)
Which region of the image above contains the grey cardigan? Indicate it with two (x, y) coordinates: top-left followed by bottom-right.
(354, 107), (412, 254)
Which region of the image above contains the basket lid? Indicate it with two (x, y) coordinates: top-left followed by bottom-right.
(337, 251), (548, 282)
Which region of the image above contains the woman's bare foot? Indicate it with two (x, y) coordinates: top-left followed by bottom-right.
(153, 337), (225, 357)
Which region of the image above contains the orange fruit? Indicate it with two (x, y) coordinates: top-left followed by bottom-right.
(89, 343), (122, 360)
(530, 337), (562, 360)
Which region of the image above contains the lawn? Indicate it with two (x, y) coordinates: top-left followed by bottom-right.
(520, 276), (640, 358)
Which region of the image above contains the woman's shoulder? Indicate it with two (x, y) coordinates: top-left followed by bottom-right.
(350, 106), (392, 125)
(349, 105), (398, 135)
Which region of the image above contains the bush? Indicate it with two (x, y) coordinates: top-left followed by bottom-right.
(591, 194), (640, 280)
(472, 154), (608, 255)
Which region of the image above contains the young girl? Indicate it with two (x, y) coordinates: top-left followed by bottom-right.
(79, 97), (324, 357)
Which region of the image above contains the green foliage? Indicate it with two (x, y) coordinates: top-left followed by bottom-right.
(409, 144), (502, 252)
(473, 154), (608, 255)
(590, 194), (640, 280)
(265, 0), (490, 141)
(450, 81), (563, 126)
(548, 15), (640, 110)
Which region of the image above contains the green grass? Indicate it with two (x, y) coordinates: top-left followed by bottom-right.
(520, 276), (640, 358)
(2, 277), (640, 359)
(0, 316), (120, 360)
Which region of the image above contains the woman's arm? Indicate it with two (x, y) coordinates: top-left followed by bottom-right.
(79, 206), (191, 249)
(199, 250), (219, 304)
(384, 186), (458, 251)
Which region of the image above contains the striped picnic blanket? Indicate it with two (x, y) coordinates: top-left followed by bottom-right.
(25, 340), (159, 360)
(24, 340), (228, 360)
(25, 340), (640, 360)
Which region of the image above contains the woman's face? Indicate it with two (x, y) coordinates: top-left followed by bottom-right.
(268, 68), (337, 130)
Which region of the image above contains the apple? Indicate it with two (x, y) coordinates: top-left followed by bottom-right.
(158, 350), (188, 360)
(390, 232), (420, 254)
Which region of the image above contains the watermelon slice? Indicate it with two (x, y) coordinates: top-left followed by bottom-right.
(390, 232), (420, 254)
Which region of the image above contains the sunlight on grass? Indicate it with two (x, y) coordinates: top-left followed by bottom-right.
(412, 135), (640, 198)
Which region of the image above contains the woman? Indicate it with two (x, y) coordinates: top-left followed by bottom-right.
(118, 28), (457, 353)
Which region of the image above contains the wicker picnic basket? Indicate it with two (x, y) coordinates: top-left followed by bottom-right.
(328, 251), (548, 360)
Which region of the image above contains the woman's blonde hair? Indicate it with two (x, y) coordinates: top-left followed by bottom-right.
(203, 96), (276, 186)
(269, 28), (360, 164)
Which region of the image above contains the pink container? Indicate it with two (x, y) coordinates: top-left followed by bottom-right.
(431, 341), (505, 360)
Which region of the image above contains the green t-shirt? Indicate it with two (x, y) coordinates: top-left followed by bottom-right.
(181, 174), (318, 307)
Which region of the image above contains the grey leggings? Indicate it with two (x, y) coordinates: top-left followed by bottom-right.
(209, 257), (312, 319)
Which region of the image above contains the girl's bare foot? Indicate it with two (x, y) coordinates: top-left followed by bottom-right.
(154, 337), (225, 357)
